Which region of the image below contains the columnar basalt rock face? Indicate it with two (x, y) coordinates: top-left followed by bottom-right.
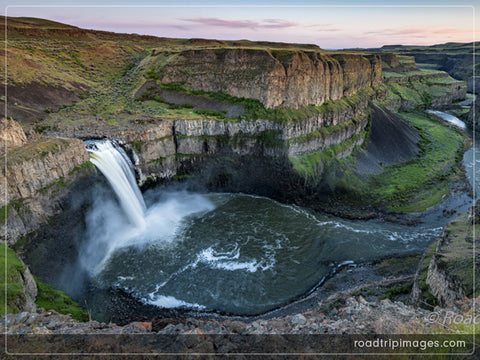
(426, 251), (466, 306)
(287, 114), (369, 157)
(380, 53), (400, 68)
(382, 71), (451, 83)
(331, 54), (381, 97)
(431, 82), (467, 107)
(0, 119), (91, 243)
(174, 118), (282, 137)
(412, 210), (479, 307)
(159, 49), (382, 109)
(1, 138), (90, 207)
(282, 90), (378, 139)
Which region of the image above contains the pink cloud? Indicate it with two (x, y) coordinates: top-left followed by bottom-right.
(180, 17), (297, 30)
(307, 24), (341, 32)
(365, 27), (476, 37)
(430, 28), (477, 35)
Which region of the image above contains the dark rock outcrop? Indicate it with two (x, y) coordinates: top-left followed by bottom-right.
(466, 98), (479, 129)
(355, 104), (420, 174)
(412, 209), (480, 307)
(10, 265), (37, 314)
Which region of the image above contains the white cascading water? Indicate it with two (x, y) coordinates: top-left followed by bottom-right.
(81, 139), (216, 274)
(87, 140), (146, 228)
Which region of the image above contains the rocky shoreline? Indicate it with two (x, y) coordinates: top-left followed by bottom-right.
(3, 294), (478, 356)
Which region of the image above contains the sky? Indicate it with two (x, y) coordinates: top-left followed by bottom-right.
(1, 0), (478, 49)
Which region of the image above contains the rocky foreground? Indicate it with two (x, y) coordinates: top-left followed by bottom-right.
(2, 296), (478, 357)
(3, 296), (478, 336)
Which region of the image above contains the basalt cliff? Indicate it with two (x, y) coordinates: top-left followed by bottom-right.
(1, 16), (469, 241)
(41, 46), (389, 194)
(156, 48), (382, 108)
(357, 42), (480, 94)
(0, 118), (91, 244)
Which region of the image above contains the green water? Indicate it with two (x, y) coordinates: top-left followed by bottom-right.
(92, 192), (443, 315)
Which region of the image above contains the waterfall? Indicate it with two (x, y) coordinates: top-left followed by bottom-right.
(80, 139), (215, 275)
(86, 139), (146, 228)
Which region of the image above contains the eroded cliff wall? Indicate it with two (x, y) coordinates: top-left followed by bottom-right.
(0, 119), (91, 244)
(467, 97), (479, 129)
(156, 49), (382, 109)
(411, 210), (479, 307)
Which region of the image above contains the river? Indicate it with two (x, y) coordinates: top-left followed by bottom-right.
(427, 109), (479, 199)
(76, 133), (474, 317)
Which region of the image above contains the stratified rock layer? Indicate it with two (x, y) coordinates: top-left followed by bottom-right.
(159, 49), (382, 108)
(0, 119), (91, 244)
(1, 138), (89, 206)
(412, 210), (480, 307)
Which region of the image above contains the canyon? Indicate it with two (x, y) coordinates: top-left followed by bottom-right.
(0, 16), (478, 355)
(359, 42), (480, 94)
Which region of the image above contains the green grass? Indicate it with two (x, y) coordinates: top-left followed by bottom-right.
(381, 111), (465, 212)
(152, 82), (383, 123)
(384, 73), (464, 110)
(385, 69), (445, 77)
(0, 205), (8, 223)
(325, 111), (467, 213)
(290, 130), (367, 180)
(0, 243), (89, 321)
(68, 160), (95, 176)
(34, 276), (89, 322)
(37, 177), (67, 193)
(194, 108), (227, 119)
(0, 243), (27, 314)
(131, 140), (142, 153)
(147, 157), (167, 165)
(380, 281), (414, 300)
(1, 138), (71, 165)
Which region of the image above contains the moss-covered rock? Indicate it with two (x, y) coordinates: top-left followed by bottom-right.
(0, 243), (37, 314)
(34, 277), (89, 322)
(412, 210), (480, 307)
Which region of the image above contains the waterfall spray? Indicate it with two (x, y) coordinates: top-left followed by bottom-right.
(81, 139), (215, 274)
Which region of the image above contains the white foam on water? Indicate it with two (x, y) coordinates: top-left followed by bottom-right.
(117, 276), (134, 281)
(196, 246), (263, 273)
(144, 294), (206, 310)
(186, 245), (276, 273)
(337, 260), (355, 268)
